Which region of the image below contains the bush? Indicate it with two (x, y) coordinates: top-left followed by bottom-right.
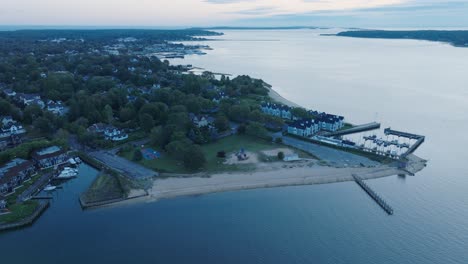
(275, 137), (283, 144)
(133, 149), (143, 161)
(277, 151), (285, 160)
(217, 151), (226, 158)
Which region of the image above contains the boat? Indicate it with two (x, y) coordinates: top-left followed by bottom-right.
(57, 170), (78, 179)
(68, 158), (77, 165)
(74, 157), (82, 163)
(43, 185), (57, 191)
(62, 167), (78, 173)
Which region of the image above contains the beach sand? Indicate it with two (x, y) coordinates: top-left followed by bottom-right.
(138, 154), (426, 202)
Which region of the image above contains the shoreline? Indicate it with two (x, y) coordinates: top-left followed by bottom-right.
(115, 154), (426, 205)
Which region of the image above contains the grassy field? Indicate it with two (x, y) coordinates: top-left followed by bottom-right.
(0, 174), (43, 224)
(0, 200), (39, 224)
(119, 135), (318, 174)
(81, 173), (125, 203)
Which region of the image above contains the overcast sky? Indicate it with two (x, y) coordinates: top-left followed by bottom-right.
(1, 0), (467, 28)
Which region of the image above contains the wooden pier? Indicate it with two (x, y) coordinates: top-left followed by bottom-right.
(352, 174), (394, 215)
(384, 128), (425, 157)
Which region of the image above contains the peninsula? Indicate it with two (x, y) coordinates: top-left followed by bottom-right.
(335, 30), (468, 47)
(0, 29), (427, 230)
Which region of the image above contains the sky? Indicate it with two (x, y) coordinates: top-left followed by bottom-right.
(1, 0), (467, 28)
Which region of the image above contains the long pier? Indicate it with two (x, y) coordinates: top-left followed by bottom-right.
(352, 174), (394, 215)
(324, 122), (381, 137)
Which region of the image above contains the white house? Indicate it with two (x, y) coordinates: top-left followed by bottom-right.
(0, 116), (26, 140)
(261, 102), (292, 120)
(46, 100), (68, 116)
(104, 126), (128, 141)
(287, 118), (319, 137)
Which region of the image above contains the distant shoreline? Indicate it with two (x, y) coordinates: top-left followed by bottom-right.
(334, 30), (468, 48)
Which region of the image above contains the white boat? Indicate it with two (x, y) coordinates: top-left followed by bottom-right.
(44, 185), (57, 191)
(62, 167), (78, 173)
(74, 157), (82, 163)
(57, 170), (77, 179)
(68, 158), (77, 165)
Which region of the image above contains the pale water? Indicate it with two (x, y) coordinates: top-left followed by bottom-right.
(1, 29), (468, 263)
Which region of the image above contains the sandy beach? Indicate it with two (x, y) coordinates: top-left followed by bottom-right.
(137, 154), (426, 202)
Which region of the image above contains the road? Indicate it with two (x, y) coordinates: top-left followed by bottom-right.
(272, 133), (380, 167)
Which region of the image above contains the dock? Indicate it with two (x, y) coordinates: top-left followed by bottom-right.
(323, 122), (381, 137)
(352, 174), (394, 215)
(384, 128), (425, 157)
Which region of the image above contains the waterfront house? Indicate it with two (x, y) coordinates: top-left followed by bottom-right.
(317, 113), (344, 132)
(261, 102), (292, 120)
(0, 116), (26, 146)
(287, 118), (319, 137)
(32, 146), (68, 169)
(0, 159), (36, 196)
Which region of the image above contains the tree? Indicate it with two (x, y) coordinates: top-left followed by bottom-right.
(214, 115), (229, 132)
(139, 113), (154, 132)
(183, 145), (206, 170)
(166, 139), (191, 160)
(277, 151), (285, 160)
(291, 107), (310, 119)
(275, 137), (283, 144)
(133, 149), (143, 161)
(246, 122), (269, 140)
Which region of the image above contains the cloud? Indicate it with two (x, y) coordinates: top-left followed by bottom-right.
(0, 0), (467, 27)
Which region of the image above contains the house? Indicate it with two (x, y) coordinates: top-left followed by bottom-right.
(0, 199), (6, 210)
(189, 113), (213, 128)
(32, 146), (68, 169)
(287, 118), (319, 137)
(46, 100), (68, 116)
(316, 113), (344, 132)
(15, 93), (45, 108)
(103, 126), (128, 141)
(88, 123), (128, 141)
(261, 102), (292, 120)
(0, 158), (36, 196)
(0, 116), (26, 143)
(212, 91), (228, 103)
(2, 88), (16, 98)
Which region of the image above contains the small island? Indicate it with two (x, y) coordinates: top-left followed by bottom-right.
(335, 30), (468, 47)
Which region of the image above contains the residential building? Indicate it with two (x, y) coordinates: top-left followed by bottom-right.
(261, 102), (292, 120)
(0, 158), (36, 195)
(287, 119), (319, 137)
(2, 88), (16, 98)
(46, 100), (68, 116)
(0, 198), (6, 210)
(189, 113), (214, 128)
(88, 123), (128, 141)
(32, 146), (68, 169)
(103, 126), (128, 141)
(15, 93), (45, 108)
(316, 113), (345, 132)
(0, 116), (26, 145)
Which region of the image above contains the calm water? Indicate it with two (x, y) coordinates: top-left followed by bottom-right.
(1, 29), (468, 263)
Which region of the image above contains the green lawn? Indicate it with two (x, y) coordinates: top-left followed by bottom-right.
(119, 134), (318, 174)
(0, 201), (39, 224)
(120, 135), (278, 174)
(81, 173), (125, 203)
(0, 173), (46, 224)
